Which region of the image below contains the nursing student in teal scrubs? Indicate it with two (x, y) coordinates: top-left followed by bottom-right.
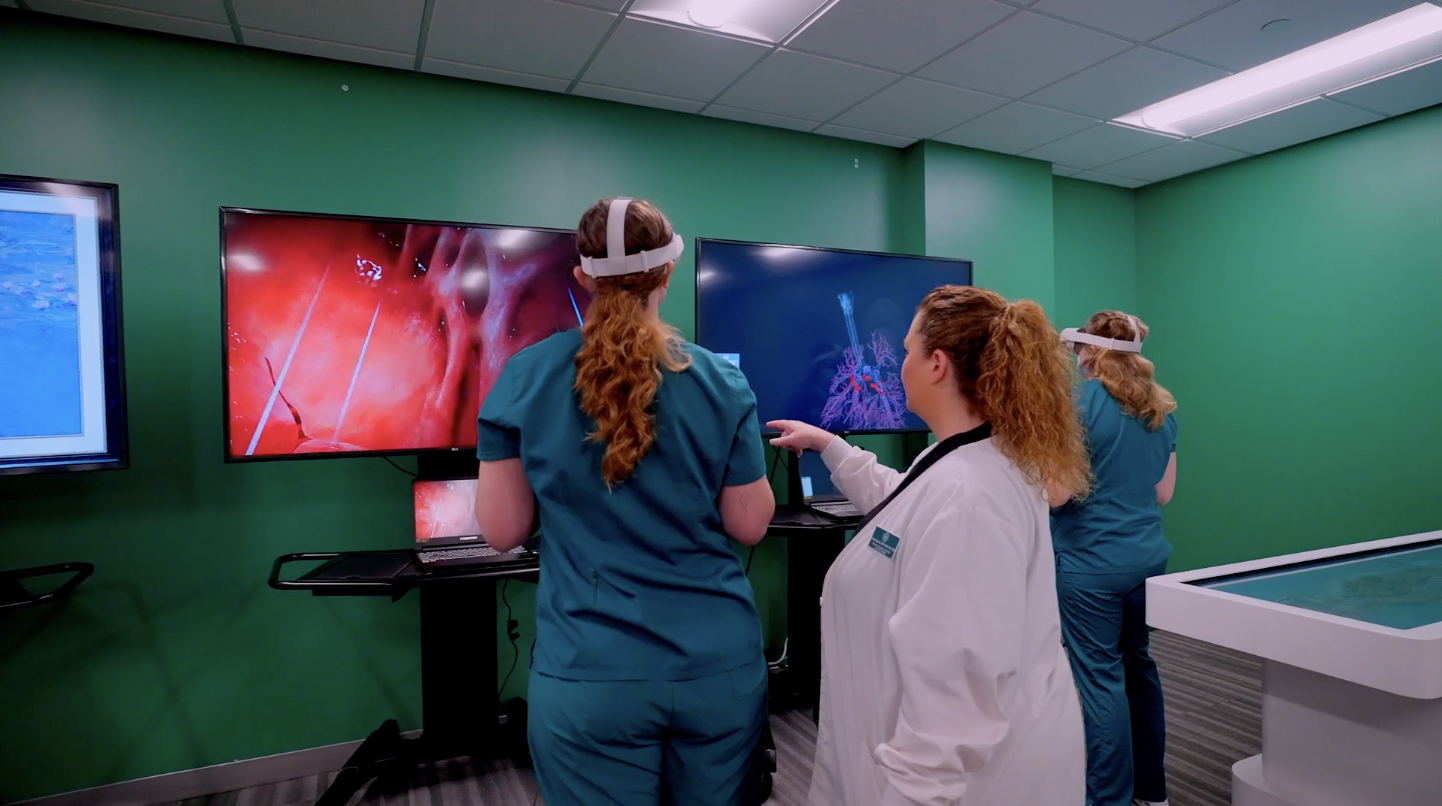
(471, 197), (776, 806)
(1054, 311), (1179, 806)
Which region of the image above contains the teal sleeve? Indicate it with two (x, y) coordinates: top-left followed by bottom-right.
(1164, 413), (1178, 453)
(723, 386), (766, 487)
(476, 361), (522, 461)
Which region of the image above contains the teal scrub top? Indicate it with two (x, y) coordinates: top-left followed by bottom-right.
(476, 328), (767, 682)
(1051, 379), (1178, 574)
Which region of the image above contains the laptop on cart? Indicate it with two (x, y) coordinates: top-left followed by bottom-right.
(413, 477), (537, 569)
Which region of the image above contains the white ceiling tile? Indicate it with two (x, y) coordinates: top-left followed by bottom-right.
(704, 105), (821, 133)
(715, 50), (899, 122)
(574, 83), (705, 113)
(53, 0), (229, 23)
(1074, 170), (1148, 188)
(1329, 59), (1442, 117)
(787, 0), (1015, 73)
(919, 12), (1130, 98)
(832, 78), (1007, 139)
(582, 18), (767, 102)
(421, 59), (573, 93)
(1025, 47), (1229, 118)
(243, 29), (414, 70)
(231, 0), (423, 54)
(1098, 139), (1248, 181)
(1021, 122), (1177, 168)
(1052, 164), (1084, 176)
(1152, 0), (1419, 72)
(1197, 97), (1383, 154)
(934, 101), (1096, 154)
(1030, 0), (1233, 42)
(815, 124), (918, 148)
(425, 0), (615, 80)
(26, 0), (235, 40)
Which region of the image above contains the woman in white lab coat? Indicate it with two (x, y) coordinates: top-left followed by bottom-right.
(770, 285), (1089, 806)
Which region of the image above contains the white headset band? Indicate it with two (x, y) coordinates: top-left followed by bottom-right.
(578, 198), (684, 278)
(1060, 327), (1142, 353)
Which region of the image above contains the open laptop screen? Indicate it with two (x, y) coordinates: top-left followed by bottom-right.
(798, 451), (840, 500)
(413, 478), (479, 542)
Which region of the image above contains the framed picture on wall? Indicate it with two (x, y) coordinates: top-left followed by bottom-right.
(0, 174), (128, 475)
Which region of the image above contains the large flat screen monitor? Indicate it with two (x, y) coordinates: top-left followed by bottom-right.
(0, 175), (128, 475)
(221, 209), (590, 461)
(694, 239), (972, 434)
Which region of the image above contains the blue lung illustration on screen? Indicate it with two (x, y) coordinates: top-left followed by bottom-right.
(821, 292), (906, 431)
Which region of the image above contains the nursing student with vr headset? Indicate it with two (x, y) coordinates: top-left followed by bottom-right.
(1057, 312), (1180, 806)
(472, 197), (775, 806)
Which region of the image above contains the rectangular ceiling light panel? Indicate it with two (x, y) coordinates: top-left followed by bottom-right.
(1115, 3), (1442, 137)
(629, 0), (834, 44)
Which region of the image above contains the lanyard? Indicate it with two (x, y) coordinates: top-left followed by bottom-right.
(853, 422), (993, 535)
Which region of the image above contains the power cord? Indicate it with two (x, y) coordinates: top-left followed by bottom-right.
(745, 545), (757, 576)
(499, 579), (521, 702)
(382, 456), (417, 477)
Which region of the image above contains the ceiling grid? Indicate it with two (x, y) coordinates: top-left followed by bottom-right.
(9, 0), (1437, 187)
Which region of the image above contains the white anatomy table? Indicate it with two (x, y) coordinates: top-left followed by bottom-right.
(1147, 531), (1442, 806)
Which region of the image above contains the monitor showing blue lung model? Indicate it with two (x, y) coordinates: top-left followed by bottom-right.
(694, 239), (972, 434)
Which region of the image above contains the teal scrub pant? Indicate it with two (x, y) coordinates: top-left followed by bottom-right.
(527, 657), (769, 806)
(1057, 561), (1170, 806)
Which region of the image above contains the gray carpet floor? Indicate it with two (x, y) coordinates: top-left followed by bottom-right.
(162, 632), (1260, 806)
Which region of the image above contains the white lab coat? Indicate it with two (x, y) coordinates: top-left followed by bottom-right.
(808, 436), (1084, 806)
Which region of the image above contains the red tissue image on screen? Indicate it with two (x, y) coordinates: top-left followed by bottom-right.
(413, 478), (480, 540)
(222, 212), (590, 459)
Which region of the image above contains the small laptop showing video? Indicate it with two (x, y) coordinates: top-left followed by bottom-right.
(799, 451), (861, 520)
(413, 478), (534, 569)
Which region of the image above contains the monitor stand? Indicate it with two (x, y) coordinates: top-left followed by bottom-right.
(416, 449), (479, 481)
(770, 451), (838, 528)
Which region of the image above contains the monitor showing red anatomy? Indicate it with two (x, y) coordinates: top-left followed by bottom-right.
(221, 209), (589, 460)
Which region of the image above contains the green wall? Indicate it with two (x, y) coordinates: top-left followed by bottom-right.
(923, 142), (1057, 310)
(12, 7), (1436, 801)
(0, 10), (1062, 800)
(1052, 177), (1137, 330)
(1136, 106), (1442, 572)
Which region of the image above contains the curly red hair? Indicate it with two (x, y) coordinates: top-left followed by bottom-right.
(573, 199), (689, 487)
(917, 286), (1091, 501)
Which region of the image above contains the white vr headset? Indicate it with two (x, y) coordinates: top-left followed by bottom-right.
(578, 197), (684, 278)
(1060, 316), (1143, 353)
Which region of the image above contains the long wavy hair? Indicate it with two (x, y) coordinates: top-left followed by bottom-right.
(573, 198), (690, 487)
(1077, 310), (1176, 431)
(917, 286), (1091, 501)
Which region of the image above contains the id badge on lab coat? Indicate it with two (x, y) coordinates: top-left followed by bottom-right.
(868, 527), (901, 559)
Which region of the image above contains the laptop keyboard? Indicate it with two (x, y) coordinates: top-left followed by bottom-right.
(812, 501), (862, 519)
(419, 545), (524, 563)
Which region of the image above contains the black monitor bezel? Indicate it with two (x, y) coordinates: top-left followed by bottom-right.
(218, 206), (577, 464)
(692, 237), (974, 437)
(0, 173), (128, 477)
